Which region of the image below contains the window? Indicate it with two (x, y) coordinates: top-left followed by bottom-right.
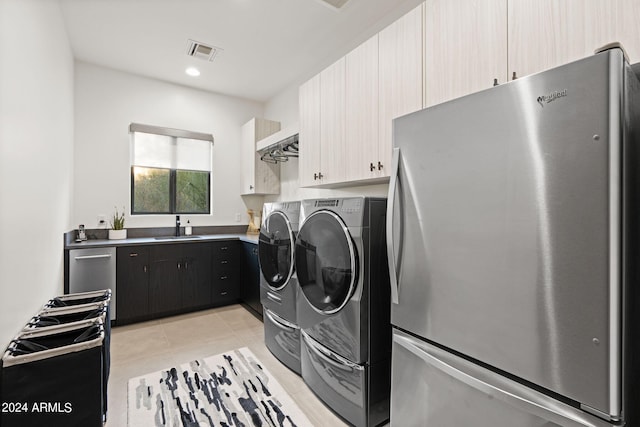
(130, 123), (213, 215)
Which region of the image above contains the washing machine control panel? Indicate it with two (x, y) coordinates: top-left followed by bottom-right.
(341, 198), (363, 214)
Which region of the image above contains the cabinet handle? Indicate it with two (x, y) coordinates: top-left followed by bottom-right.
(378, 161), (383, 170)
(512, 71), (518, 80)
(143, 265), (147, 273)
(177, 262), (181, 270)
(129, 253), (138, 257)
(220, 276), (228, 280)
(221, 260), (228, 264)
(318, 172), (324, 179)
(252, 248), (258, 255)
(370, 162), (375, 172)
(220, 246), (228, 251)
(221, 291), (228, 296)
(493, 78), (499, 87)
(184, 261), (188, 270)
(249, 185), (254, 190)
(314, 173), (318, 180)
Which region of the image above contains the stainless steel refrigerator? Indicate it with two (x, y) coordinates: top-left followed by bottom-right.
(387, 47), (640, 426)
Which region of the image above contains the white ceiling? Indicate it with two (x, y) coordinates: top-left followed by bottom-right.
(59, 0), (424, 103)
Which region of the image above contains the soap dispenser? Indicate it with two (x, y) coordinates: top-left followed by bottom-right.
(185, 220), (192, 236)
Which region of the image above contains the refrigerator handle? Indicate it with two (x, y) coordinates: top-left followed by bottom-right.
(387, 147), (401, 304)
(393, 332), (611, 427)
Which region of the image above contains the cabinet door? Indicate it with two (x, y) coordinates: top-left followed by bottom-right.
(424, 0), (507, 107)
(241, 118), (281, 195)
(181, 242), (212, 310)
(253, 119), (281, 194)
(116, 246), (149, 323)
(618, 0), (640, 63)
(299, 74), (322, 187)
(149, 244), (181, 315)
(319, 57), (347, 185)
(212, 241), (240, 304)
(241, 242), (262, 316)
(240, 119), (257, 195)
(508, 0), (633, 80)
(346, 34), (380, 182)
(379, 3), (423, 174)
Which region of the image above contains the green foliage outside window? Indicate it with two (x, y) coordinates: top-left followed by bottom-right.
(132, 166), (209, 214)
(176, 170), (209, 213)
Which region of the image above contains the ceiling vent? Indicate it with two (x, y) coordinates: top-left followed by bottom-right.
(186, 39), (223, 61)
(315, 0), (350, 9)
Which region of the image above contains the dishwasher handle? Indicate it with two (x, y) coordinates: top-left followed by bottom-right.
(74, 254), (113, 261)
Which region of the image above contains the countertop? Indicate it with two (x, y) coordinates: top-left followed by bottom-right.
(65, 233), (259, 250)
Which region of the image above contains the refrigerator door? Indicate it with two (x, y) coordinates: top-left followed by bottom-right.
(391, 330), (615, 427)
(389, 50), (626, 419)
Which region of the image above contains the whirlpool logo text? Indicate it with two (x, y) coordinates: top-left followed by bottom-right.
(537, 89), (568, 107)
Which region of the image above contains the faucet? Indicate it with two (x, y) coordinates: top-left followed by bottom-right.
(175, 215), (181, 237)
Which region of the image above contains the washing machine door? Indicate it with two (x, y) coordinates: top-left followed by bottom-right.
(259, 211), (295, 290)
(295, 210), (357, 314)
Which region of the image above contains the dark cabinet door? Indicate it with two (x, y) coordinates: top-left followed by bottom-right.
(241, 242), (262, 316)
(116, 246), (150, 323)
(149, 244), (182, 315)
(212, 241), (240, 304)
(181, 242), (212, 309)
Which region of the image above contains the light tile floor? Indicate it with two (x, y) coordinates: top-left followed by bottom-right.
(106, 304), (348, 426)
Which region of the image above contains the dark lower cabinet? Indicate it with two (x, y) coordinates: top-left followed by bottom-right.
(181, 243), (213, 310)
(211, 241), (240, 305)
(241, 241), (262, 318)
(149, 244), (182, 315)
(116, 246), (150, 324)
(116, 241), (220, 324)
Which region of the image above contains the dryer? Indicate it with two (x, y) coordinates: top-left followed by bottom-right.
(295, 197), (391, 427)
(259, 201), (301, 374)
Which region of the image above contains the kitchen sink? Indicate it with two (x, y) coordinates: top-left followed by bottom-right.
(153, 235), (202, 240)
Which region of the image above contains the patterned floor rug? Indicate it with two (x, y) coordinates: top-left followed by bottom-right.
(128, 347), (313, 426)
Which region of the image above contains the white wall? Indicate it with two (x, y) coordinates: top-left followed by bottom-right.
(264, 81), (388, 203)
(74, 62), (264, 229)
(0, 0), (75, 348)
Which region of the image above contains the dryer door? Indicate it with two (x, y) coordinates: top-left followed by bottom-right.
(295, 211), (357, 314)
(259, 211), (295, 290)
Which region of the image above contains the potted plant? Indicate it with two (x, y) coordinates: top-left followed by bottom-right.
(108, 206), (127, 240)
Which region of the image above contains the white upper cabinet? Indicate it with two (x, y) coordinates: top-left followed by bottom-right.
(299, 74), (322, 187)
(298, 4), (423, 188)
(240, 118), (281, 195)
(319, 57), (347, 186)
(298, 0), (640, 189)
(379, 2), (424, 172)
(345, 34), (381, 182)
(508, 0), (640, 80)
(424, 0), (507, 107)
(299, 58), (347, 187)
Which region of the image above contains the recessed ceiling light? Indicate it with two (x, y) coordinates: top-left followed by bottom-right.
(185, 67), (200, 77)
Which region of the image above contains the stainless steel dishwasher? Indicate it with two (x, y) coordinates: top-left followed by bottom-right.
(69, 247), (117, 320)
